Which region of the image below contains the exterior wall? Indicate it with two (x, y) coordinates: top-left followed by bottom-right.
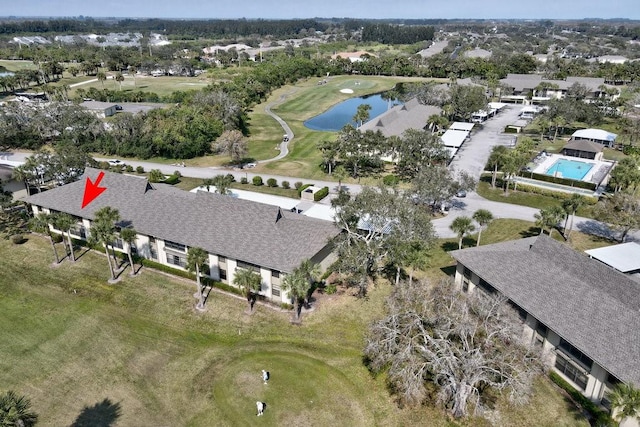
(29, 202), (328, 304)
(455, 260), (622, 405)
(310, 243), (337, 272)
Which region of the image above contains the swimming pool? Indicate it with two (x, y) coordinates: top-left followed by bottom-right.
(545, 159), (594, 180)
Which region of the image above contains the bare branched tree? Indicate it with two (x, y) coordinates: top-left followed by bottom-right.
(365, 279), (546, 418)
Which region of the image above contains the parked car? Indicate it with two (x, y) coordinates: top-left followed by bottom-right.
(108, 159), (124, 166)
(244, 162), (257, 168)
(455, 190), (467, 198)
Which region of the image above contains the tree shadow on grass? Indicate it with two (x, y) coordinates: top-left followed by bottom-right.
(71, 398), (121, 427)
(520, 227), (540, 238)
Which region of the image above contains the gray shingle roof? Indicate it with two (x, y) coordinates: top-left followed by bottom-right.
(26, 168), (340, 272)
(450, 235), (640, 385)
(562, 139), (604, 153)
(359, 98), (441, 138)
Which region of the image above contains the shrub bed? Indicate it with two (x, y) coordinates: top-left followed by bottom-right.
(314, 186), (329, 201)
(549, 372), (613, 426)
(519, 171), (597, 191)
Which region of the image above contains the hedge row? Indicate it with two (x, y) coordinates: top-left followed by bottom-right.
(549, 371), (613, 426)
(514, 182), (598, 204)
(519, 171), (597, 191)
(314, 186), (329, 201)
(297, 183), (312, 197)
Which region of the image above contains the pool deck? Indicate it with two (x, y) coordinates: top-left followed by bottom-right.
(530, 153), (612, 185)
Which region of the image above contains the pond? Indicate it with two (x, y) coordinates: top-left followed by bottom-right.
(303, 93), (402, 131)
(0, 71), (15, 77)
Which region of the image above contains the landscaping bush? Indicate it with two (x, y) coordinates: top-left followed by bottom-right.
(163, 174), (180, 185)
(51, 233), (63, 243)
(324, 284), (337, 294)
(280, 302), (294, 310)
(549, 372), (613, 426)
(148, 169), (164, 183)
(125, 165), (134, 173)
(267, 178), (278, 187)
(281, 181), (290, 189)
(314, 186), (329, 201)
(136, 166), (145, 174)
(240, 177), (248, 184)
(514, 183), (598, 204)
(294, 181), (304, 190)
(383, 174), (400, 186)
(173, 170), (182, 178)
(297, 183), (312, 197)
(252, 176), (263, 186)
(98, 161), (111, 170)
(226, 173), (236, 183)
(623, 145), (640, 156)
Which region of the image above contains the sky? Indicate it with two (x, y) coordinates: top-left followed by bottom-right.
(4, 0), (639, 20)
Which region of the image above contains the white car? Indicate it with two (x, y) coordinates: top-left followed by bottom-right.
(108, 159), (124, 166)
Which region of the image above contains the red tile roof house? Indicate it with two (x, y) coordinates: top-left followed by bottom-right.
(25, 168), (340, 303)
(450, 235), (640, 410)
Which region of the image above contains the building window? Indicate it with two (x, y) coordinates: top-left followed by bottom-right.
(555, 353), (588, 391)
(477, 278), (496, 294)
(237, 260), (260, 272)
(70, 225), (86, 239)
(272, 283), (281, 297)
(165, 240), (186, 252)
(167, 254), (186, 268)
(111, 238), (124, 250)
(462, 280), (469, 292)
(559, 338), (593, 369)
(272, 270), (280, 279)
(463, 266), (472, 279)
(219, 269), (227, 281)
(218, 255), (226, 263)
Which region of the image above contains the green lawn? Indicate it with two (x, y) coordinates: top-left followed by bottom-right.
(476, 177), (597, 218)
(0, 233), (590, 426)
(0, 59), (37, 72)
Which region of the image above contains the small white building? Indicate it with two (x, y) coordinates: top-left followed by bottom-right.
(80, 101), (118, 118)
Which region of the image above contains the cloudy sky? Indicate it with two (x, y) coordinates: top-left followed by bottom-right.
(4, 0), (639, 20)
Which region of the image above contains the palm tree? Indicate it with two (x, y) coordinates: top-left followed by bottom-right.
(472, 209), (494, 247)
(281, 268), (310, 323)
(297, 258), (320, 306)
(115, 72), (124, 90)
(29, 214), (60, 264)
(97, 71), (107, 89)
(353, 103), (371, 128)
(212, 174), (233, 195)
(186, 247), (208, 311)
(52, 213), (77, 262)
(534, 205), (566, 237)
(562, 194), (586, 239)
(0, 390), (38, 426)
(333, 165), (347, 191)
(233, 268), (262, 313)
(487, 145), (509, 189)
(202, 178), (215, 192)
(91, 206), (121, 281)
(120, 227), (138, 276)
(450, 216), (475, 250)
(608, 383), (640, 427)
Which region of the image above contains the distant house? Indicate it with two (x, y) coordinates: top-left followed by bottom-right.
(358, 98), (441, 138)
(560, 140), (604, 161)
(330, 50), (376, 63)
(450, 235), (640, 406)
(25, 169), (340, 303)
(570, 129), (617, 148)
(463, 47), (492, 59)
(80, 101), (118, 118)
(499, 74), (615, 104)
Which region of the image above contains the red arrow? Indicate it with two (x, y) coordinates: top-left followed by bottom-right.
(81, 171), (107, 209)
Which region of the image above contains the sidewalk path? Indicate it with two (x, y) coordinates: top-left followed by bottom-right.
(259, 89), (297, 163)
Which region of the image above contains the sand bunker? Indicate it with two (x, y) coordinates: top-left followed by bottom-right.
(339, 88), (354, 94)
